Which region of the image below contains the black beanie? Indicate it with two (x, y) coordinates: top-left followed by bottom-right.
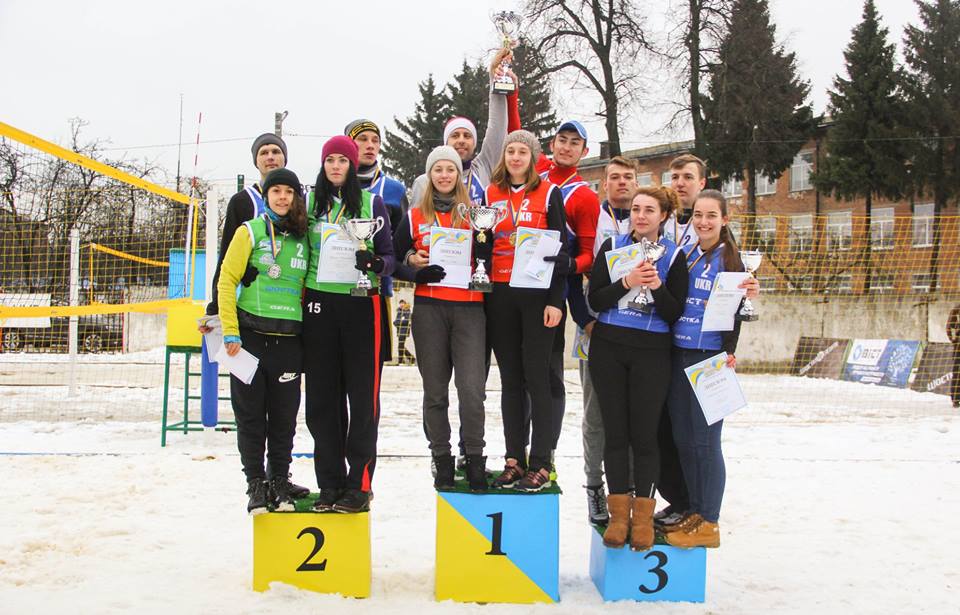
(251, 133), (288, 166)
(260, 168), (301, 195)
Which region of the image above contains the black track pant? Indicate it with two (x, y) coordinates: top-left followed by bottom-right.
(231, 328), (302, 481)
(486, 283), (556, 471)
(303, 289), (384, 492)
(521, 309), (566, 452)
(657, 409), (691, 510)
(589, 335), (671, 496)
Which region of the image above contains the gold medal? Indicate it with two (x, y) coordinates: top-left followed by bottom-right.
(509, 232), (517, 246)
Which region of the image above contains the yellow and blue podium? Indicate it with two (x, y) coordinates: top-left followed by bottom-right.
(435, 490), (560, 604)
(589, 527), (706, 602)
(253, 509), (371, 597)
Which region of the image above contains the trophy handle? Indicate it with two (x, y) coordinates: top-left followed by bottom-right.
(372, 216), (385, 237)
(457, 202), (471, 221)
(494, 205), (509, 226)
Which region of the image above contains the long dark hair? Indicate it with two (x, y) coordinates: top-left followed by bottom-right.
(694, 189), (743, 272)
(312, 162), (364, 219)
(283, 193), (308, 237)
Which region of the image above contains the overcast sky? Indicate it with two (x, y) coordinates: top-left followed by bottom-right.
(0, 0), (921, 192)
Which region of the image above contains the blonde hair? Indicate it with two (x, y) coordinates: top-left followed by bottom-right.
(491, 147), (542, 192)
(633, 185), (680, 219)
(417, 166), (472, 228)
(668, 154), (706, 180)
(605, 155), (638, 177)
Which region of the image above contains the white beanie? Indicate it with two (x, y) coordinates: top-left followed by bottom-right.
(425, 145), (464, 175)
(443, 116), (478, 144)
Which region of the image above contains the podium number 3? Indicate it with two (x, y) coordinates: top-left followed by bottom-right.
(639, 550), (668, 594)
(296, 527), (328, 572)
(485, 512), (506, 556)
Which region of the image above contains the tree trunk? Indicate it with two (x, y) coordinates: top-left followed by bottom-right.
(601, 56), (621, 157)
(863, 191), (872, 293)
(688, 0), (705, 156)
(745, 161), (757, 250)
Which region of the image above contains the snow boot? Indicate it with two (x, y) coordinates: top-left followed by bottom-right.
(630, 497), (656, 551)
(312, 488), (343, 512)
(464, 455), (488, 492)
(433, 454), (455, 491)
(246, 478), (270, 515)
(268, 475), (301, 512)
(332, 488), (371, 513)
(603, 494), (632, 548)
(665, 517), (720, 549)
(586, 484), (610, 526)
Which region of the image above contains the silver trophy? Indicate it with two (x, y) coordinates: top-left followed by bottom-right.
(738, 250), (763, 322)
(342, 217), (385, 297)
(490, 10), (522, 95)
(628, 238), (667, 313)
(458, 202), (508, 292)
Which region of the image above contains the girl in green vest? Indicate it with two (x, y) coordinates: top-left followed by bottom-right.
(218, 168), (310, 515)
(303, 136), (395, 514)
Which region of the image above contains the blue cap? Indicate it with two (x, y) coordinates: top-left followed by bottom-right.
(556, 119), (588, 143)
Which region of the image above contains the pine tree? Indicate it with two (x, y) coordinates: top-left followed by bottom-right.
(443, 60), (490, 152)
(902, 0), (960, 291)
(381, 75), (449, 188)
(702, 0), (817, 247)
(810, 0), (908, 290)
(512, 43), (557, 140)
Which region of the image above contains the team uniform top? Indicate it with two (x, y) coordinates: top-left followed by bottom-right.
(673, 242), (743, 354)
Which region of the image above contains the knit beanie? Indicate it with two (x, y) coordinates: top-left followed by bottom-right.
(443, 116), (478, 144)
(260, 168), (301, 196)
(425, 145), (464, 176)
(251, 133), (288, 166)
(503, 129), (542, 161)
(344, 119), (381, 140)
(321, 135), (359, 169)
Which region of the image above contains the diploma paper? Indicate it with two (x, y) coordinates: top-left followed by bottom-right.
(604, 241), (647, 310)
(509, 227), (561, 289)
(683, 352), (748, 425)
(701, 272), (751, 332)
(427, 226), (472, 289)
(571, 326), (590, 360)
(315, 222), (359, 284)
(214, 343), (260, 385)
(524, 234), (562, 281)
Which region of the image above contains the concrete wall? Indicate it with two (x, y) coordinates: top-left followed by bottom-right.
(126, 312), (167, 352)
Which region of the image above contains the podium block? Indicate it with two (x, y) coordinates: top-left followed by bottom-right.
(435, 490), (559, 604)
(589, 527), (706, 602)
(253, 510), (370, 597)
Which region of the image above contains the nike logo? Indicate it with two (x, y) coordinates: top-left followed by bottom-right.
(278, 373), (299, 383)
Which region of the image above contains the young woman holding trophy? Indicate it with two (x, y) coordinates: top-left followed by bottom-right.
(485, 129), (572, 493)
(586, 186), (689, 550)
(392, 146), (490, 492)
(302, 135), (395, 514)
(216, 168), (311, 515)
(664, 189), (759, 549)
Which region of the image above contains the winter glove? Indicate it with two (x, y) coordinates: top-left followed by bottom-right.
(240, 265), (259, 287)
(414, 264), (447, 284)
(355, 250), (385, 274)
(543, 254), (576, 276)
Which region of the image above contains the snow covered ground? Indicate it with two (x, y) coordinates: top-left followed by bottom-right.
(1, 366), (957, 613)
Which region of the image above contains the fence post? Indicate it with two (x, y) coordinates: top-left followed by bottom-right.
(68, 227), (80, 397)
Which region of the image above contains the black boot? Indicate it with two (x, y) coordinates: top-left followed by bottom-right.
(246, 478), (270, 515)
(332, 488), (371, 513)
(433, 454), (455, 491)
(313, 488), (343, 512)
(465, 455), (488, 492)
(268, 475), (301, 512)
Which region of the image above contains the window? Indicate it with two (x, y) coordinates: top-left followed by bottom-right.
(789, 214), (813, 253)
(912, 203), (934, 247)
(754, 173), (777, 196)
(722, 176), (743, 197)
(791, 151), (814, 192)
(661, 170), (672, 186)
(870, 273), (894, 294)
(757, 274), (777, 293)
(757, 216), (777, 252)
(826, 211), (852, 251)
(638, 172), (652, 187)
(871, 207), (895, 250)
(788, 275), (813, 293)
(826, 273), (853, 294)
(589, 180), (600, 194)
(912, 272), (933, 293)
(728, 220), (743, 245)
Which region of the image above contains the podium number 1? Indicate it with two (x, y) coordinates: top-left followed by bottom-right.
(485, 512), (506, 556)
(296, 527), (328, 572)
(638, 550), (668, 594)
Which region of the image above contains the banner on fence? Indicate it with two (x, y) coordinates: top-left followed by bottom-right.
(842, 339), (922, 388)
(792, 337), (850, 380)
(910, 342), (955, 397)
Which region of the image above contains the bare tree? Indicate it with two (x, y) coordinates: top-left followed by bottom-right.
(524, 0), (653, 156)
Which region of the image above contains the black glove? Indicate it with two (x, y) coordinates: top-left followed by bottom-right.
(414, 264), (446, 284)
(240, 265), (259, 287)
(543, 254), (576, 275)
(355, 250), (385, 274)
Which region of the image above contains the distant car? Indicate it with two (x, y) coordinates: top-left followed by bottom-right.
(1, 314), (123, 353)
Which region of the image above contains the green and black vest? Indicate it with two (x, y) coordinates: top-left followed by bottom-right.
(305, 191), (378, 294)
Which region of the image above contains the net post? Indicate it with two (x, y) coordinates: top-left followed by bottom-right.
(68, 227), (80, 397)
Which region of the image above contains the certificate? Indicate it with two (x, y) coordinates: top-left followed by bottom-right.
(571, 326), (590, 360)
(315, 222), (358, 284)
(214, 341), (260, 385)
(509, 227), (561, 289)
(427, 226), (472, 289)
(604, 241), (646, 310)
(683, 352), (748, 425)
(701, 272), (751, 332)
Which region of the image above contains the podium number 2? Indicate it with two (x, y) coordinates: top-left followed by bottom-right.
(296, 527), (328, 572)
(638, 550), (668, 594)
(485, 512), (506, 556)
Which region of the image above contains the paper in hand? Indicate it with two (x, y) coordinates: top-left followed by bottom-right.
(214, 342), (260, 385)
(524, 234), (562, 281)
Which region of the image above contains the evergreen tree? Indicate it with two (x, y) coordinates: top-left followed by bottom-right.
(443, 60), (490, 152)
(810, 0), (908, 290)
(702, 0), (817, 247)
(381, 75), (449, 188)
(902, 0), (960, 291)
(512, 43), (557, 140)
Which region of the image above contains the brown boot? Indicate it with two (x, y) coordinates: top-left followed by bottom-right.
(630, 497), (656, 551)
(665, 517), (720, 549)
(602, 494), (632, 548)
